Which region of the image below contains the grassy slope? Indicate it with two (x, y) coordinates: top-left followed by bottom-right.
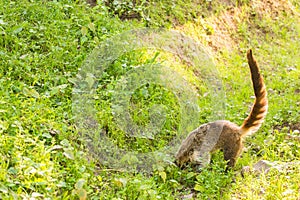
(0, 0), (299, 199)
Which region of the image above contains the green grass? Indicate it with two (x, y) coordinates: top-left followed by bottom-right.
(0, 0), (299, 199)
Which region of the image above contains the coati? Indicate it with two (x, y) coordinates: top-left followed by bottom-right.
(175, 49), (268, 169)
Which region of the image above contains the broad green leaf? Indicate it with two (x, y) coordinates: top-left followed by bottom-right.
(0, 19), (6, 25)
(114, 178), (127, 187)
(75, 179), (86, 190)
(49, 145), (63, 151)
(23, 87), (40, 98)
(60, 139), (70, 147)
(63, 149), (75, 160)
(32, 192), (44, 198)
(88, 22), (95, 32)
(13, 27), (23, 34)
(186, 172), (196, 179)
(81, 26), (88, 36)
(0, 184), (8, 193)
(159, 171), (167, 183)
(194, 184), (204, 192)
(97, 176), (102, 182)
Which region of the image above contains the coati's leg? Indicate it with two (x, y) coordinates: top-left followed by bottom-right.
(223, 140), (243, 168)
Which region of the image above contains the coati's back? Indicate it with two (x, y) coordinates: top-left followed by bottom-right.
(175, 49), (268, 168)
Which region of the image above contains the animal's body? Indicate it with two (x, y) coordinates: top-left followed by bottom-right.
(175, 49), (268, 169)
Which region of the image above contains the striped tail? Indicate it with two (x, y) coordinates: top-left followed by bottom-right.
(240, 49), (268, 137)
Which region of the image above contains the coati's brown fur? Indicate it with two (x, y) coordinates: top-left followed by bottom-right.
(175, 49), (268, 169)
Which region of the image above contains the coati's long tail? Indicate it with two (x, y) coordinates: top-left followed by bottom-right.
(240, 49), (268, 136)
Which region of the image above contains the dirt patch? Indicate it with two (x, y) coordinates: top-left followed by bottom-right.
(86, 0), (96, 7)
(207, 7), (241, 52)
(175, 6), (240, 52)
(176, 0), (297, 52)
(273, 122), (300, 132)
(250, 0), (297, 18)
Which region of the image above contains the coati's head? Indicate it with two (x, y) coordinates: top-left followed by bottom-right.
(174, 148), (194, 168)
